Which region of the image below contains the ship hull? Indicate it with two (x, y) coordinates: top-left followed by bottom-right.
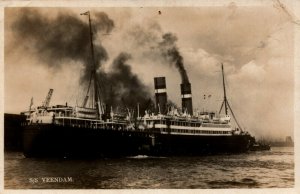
(23, 124), (253, 158)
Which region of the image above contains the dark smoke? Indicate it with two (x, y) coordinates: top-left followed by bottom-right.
(12, 8), (153, 113)
(125, 24), (190, 84)
(101, 53), (152, 110)
(12, 8), (114, 82)
(159, 33), (189, 83)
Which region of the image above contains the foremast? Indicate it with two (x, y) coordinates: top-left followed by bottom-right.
(81, 11), (103, 119)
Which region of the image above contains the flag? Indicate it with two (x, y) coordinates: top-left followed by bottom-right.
(29, 97), (33, 111)
(80, 11), (90, 16)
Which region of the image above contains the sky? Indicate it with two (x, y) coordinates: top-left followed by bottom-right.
(4, 3), (296, 140)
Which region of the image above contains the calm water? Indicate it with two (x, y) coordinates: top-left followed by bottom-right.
(4, 147), (294, 189)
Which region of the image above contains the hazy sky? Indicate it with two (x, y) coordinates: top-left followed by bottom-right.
(4, 3), (295, 140)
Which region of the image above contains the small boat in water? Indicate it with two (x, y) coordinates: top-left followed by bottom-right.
(249, 143), (271, 151)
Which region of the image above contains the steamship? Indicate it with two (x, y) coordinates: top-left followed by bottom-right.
(21, 12), (255, 157)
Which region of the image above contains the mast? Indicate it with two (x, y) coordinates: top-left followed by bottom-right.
(219, 63), (243, 130)
(221, 63), (228, 115)
(81, 11), (101, 117)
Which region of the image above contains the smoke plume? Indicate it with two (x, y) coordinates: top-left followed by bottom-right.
(12, 8), (152, 112)
(126, 25), (190, 84)
(12, 9), (114, 83)
(159, 33), (189, 83)
(101, 53), (152, 110)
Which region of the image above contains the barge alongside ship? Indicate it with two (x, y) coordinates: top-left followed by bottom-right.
(21, 12), (255, 157)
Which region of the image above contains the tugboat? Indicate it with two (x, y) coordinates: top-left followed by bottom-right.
(21, 12), (255, 157)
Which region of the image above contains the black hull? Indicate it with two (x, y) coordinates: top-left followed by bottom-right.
(23, 124), (253, 158)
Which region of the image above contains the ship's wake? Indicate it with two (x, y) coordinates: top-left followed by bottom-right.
(127, 155), (167, 159)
